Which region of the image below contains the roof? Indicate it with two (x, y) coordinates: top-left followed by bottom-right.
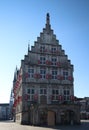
(0, 103), (9, 106)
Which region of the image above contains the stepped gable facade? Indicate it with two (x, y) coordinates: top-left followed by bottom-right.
(13, 13), (80, 126)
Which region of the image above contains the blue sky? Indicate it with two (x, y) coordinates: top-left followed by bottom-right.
(0, 0), (89, 103)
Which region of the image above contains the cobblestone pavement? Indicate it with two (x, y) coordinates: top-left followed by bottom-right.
(0, 120), (89, 130)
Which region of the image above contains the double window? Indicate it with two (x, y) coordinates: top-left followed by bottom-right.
(51, 57), (57, 66)
(52, 89), (59, 100)
(52, 70), (57, 79)
(63, 70), (68, 80)
(40, 46), (45, 52)
(27, 89), (34, 94)
(40, 88), (47, 95)
(27, 88), (35, 101)
(28, 68), (34, 78)
(63, 89), (70, 101)
(40, 69), (46, 79)
(40, 56), (46, 64)
(51, 47), (56, 53)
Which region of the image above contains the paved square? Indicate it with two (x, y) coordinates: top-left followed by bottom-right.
(0, 120), (89, 130)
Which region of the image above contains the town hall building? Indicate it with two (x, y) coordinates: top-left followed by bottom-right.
(13, 13), (80, 126)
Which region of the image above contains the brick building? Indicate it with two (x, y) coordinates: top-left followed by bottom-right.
(13, 13), (80, 126)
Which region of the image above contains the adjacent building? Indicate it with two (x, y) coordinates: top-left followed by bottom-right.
(0, 103), (10, 120)
(78, 97), (89, 119)
(9, 88), (14, 119)
(13, 13), (80, 126)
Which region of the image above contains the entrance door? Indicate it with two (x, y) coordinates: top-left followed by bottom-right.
(61, 110), (74, 124)
(40, 111), (47, 125)
(48, 111), (55, 126)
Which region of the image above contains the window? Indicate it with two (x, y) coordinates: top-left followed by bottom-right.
(63, 70), (68, 80)
(40, 88), (47, 95)
(40, 56), (46, 64)
(63, 89), (70, 101)
(52, 89), (59, 100)
(51, 57), (57, 66)
(40, 46), (45, 52)
(27, 88), (35, 101)
(51, 47), (56, 53)
(52, 70), (57, 79)
(27, 88), (34, 94)
(28, 68), (34, 78)
(27, 89), (30, 94)
(40, 69), (46, 79)
(31, 89), (34, 94)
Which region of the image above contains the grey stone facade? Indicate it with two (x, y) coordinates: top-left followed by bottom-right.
(0, 103), (10, 120)
(13, 13), (80, 126)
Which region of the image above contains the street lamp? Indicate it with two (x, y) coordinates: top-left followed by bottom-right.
(31, 104), (34, 125)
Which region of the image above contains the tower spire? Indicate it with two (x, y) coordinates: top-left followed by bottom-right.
(46, 13), (50, 25)
(46, 13), (51, 32)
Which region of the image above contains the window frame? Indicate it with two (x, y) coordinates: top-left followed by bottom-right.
(52, 69), (57, 79)
(27, 88), (35, 101)
(40, 88), (47, 95)
(51, 57), (57, 66)
(63, 70), (68, 80)
(40, 56), (46, 64)
(40, 68), (46, 79)
(63, 89), (70, 101)
(40, 45), (45, 52)
(28, 68), (34, 78)
(52, 89), (59, 100)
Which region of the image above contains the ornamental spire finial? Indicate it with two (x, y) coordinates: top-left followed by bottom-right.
(46, 13), (51, 31)
(46, 13), (50, 25)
